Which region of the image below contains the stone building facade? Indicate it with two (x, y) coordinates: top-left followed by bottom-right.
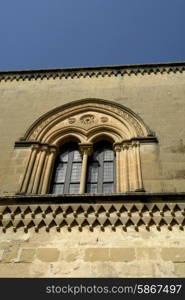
(0, 62), (185, 277)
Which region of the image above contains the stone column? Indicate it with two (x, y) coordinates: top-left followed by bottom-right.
(41, 146), (58, 194)
(131, 142), (139, 191)
(130, 141), (144, 191)
(32, 145), (48, 194)
(121, 144), (129, 192)
(135, 141), (144, 191)
(20, 144), (39, 193)
(127, 143), (134, 191)
(79, 143), (93, 194)
(113, 144), (122, 193)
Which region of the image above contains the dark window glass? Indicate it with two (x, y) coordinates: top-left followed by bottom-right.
(51, 143), (82, 194)
(86, 141), (115, 194)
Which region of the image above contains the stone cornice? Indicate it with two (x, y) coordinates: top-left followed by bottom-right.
(0, 62), (185, 82)
(1, 192), (185, 204)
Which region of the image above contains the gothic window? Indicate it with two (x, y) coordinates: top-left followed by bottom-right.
(51, 143), (82, 194)
(86, 141), (115, 194)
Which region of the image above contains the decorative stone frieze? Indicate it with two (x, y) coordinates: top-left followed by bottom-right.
(0, 194), (185, 233)
(0, 62), (185, 82)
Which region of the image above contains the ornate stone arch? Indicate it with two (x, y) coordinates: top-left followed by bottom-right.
(17, 98), (157, 194)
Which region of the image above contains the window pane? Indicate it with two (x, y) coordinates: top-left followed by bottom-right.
(86, 183), (97, 194)
(103, 162), (114, 182)
(73, 150), (82, 161)
(54, 163), (67, 183)
(92, 151), (100, 161)
(103, 183), (114, 193)
(87, 162), (99, 182)
(52, 184), (64, 194)
(59, 151), (68, 162)
(104, 150), (114, 161)
(69, 183), (80, 194)
(71, 162), (82, 182)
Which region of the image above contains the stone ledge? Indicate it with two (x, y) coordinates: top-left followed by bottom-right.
(1, 192), (185, 204)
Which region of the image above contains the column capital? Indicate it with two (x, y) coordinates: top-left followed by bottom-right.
(40, 145), (50, 152)
(122, 141), (130, 150)
(122, 144), (129, 150)
(131, 140), (140, 147)
(48, 145), (59, 154)
(113, 143), (122, 152)
(79, 143), (93, 156)
(31, 144), (40, 151)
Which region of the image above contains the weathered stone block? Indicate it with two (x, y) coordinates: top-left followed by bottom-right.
(36, 248), (59, 262)
(19, 248), (35, 263)
(0, 250), (4, 261)
(60, 249), (80, 262)
(0, 263), (31, 278)
(110, 248), (135, 262)
(174, 263), (185, 277)
(84, 248), (109, 262)
(2, 245), (19, 263)
(136, 248), (158, 260)
(161, 248), (185, 262)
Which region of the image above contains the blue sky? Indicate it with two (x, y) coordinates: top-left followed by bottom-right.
(0, 0), (185, 71)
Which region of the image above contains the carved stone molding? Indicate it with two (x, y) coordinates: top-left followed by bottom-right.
(68, 118), (76, 124)
(23, 99), (153, 142)
(80, 114), (95, 126)
(101, 116), (109, 123)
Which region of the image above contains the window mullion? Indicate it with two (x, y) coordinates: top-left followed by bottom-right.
(79, 145), (92, 193)
(64, 150), (73, 193)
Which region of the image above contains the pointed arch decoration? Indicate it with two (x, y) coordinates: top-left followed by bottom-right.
(16, 99), (157, 194)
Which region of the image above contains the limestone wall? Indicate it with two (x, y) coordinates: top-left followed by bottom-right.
(0, 64), (185, 278)
(0, 195), (185, 278)
(0, 68), (185, 194)
(1, 229), (185, 277)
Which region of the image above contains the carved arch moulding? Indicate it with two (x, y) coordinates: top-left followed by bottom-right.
(15, 98), (158, 195)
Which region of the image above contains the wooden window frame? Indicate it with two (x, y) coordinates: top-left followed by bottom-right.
(86, 142), (116, 194)
(51, 143), (82, 194)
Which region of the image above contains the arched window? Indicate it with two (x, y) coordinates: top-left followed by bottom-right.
(18, 99), (154, 195)
(86, 141), (115, 194)
(51, 143), (82, 194)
